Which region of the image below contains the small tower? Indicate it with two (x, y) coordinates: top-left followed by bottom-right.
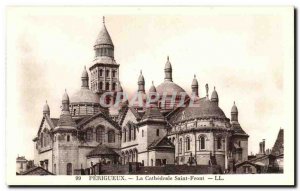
(138, 70), (145, 93)
(205, 84), (209, 100)
(90, 16), (119, 96)
(148, 81), (158, 107)
(211, 86), (219, 105)
(43, 100), (50, 116)
(53, 90), (78, 175)
(231, 101), (238, 122)
(191, 75), (199, 97)
(81, 66), (89, 89)
(164, 56), (172, 82)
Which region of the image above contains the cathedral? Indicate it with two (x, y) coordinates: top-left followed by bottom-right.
(33, 18), (249, 175)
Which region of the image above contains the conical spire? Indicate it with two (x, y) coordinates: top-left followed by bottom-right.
(148, 81), (158, 106)
(56, 89), (76, 128)
(138, 70), (145, 93)
(94, 16), (114, 58)
(94, 16), (114, 47)
(43, 100), (50, 116)
(62, 89), (70, 112)
(81, 66), (89, 89)
(211, 86), (219, 104)
(149, 81), (157, 93)
(191, 75), (199, 97)
(164, 56), (173, 82)
(231, 101), (238, 122)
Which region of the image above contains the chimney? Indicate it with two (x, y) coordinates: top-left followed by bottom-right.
(262, 139), (266, 154)
(259, 142), (262, 154)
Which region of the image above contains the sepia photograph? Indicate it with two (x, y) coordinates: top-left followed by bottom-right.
(6, 6), (294, 186)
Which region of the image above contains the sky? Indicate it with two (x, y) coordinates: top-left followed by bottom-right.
(6, 7), (292, 159)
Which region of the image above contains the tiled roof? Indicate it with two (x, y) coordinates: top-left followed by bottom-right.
(142, 107), (165, 121)
(87, 144), (118, 157)
(57, 113), (76, 127)
(21, 166), (53, 175)
(232, 123), (248, 136)
(271, 129), (284, 156)
(169, 99), (228, 123)
(148, 136), (175, 150)
(94, 24), (114, 46)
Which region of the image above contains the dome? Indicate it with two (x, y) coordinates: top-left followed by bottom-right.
(231, 102), (238, 113)
(192, 75), (198, 86)
(171, 99), (227, 123)
(156, 81), (187, 97)
(94, 18), (114, 47)
(211, 87), (218, 102)
(70, 88), (100, 104)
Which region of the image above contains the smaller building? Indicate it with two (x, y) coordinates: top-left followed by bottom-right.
(16, 156), (28, 174)
(20, 166), (53, 175)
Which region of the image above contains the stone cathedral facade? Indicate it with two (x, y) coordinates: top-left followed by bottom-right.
(33, 18), (249, 175)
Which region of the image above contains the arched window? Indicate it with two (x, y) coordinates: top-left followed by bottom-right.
(172, 137), (175, 143)
(106, 70), (109, 77)
(112, 82), (116, 91)
(124, 128), (127, 142)
(217, 137), (222, 150)
(112, 70), (116, 78)
(198, 136), (205, 150)
(133, 127), (136, 140)
(66, 163), (72, 175)
(179, 138), (182, 154)
(106, 82), (110, 90)
(96, 126), (105, 143)
(128, 126), (132, 141)
(40, 133), (44, 147)
(86, 128), (93, 141)
(67, 135), (70, 142)
(99, 82), (103, 90)
(108, 130), (115, 143)
(185, 137), (191, 151)
(99, 69), (103, 77)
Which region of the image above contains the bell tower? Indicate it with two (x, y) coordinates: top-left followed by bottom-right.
(89, 17), (120, 98)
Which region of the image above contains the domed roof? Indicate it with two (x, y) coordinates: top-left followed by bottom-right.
(192, 75), (198, 86)
(70, 88), (100, 104)
(94, 18), (114, 47)
(156, 81), (187, 97)
(211, 87), (218, 101)
(231, 101), (238, 113)
(43, 101), (50, 113)
(170, 99), (227, 123)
